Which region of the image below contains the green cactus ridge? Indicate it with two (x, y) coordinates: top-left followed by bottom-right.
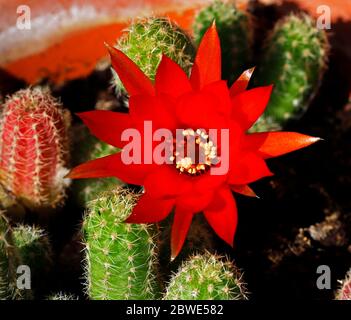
(0, 212), (23, 300)
(253, 13), (329, 131)
(193, 0), (252, 84)
(164, 252), (248, 300)
(71, 125), (122, 206)
(83, 188), (158, 300)
(113, 17), (195, 94)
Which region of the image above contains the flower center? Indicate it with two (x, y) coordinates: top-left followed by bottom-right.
(170, 129), (217, 175)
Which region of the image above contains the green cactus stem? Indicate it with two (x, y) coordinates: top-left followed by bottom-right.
(83, 188), (158, 300)
(13, 225), (53, 297)
(253, 14), (329, 131)
(193, 0), (252, 84)
(112, 17), (195, 95)
(164, 252), (247, 300)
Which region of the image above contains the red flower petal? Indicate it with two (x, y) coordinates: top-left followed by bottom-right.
(229, 67), (255, 98)
(203, 187), (237, 246)
(231, 184), (257, 198)
(231, 85), (273, 130)
(106, 44), (154, 96)
(243, 132), (321, 159)
(67, 152), (154, 185)
(176, 190), (214, 213)
(176, 91), (227, 129)
(171, 207), (194, 259)
(190, 22), (221, 90)
(229, 152), (273, 185)
(144, 166), (192, 199)
(129, 94), (177, 130)
(202, 80), (231, 116)
(125, 192), (174, 223)
(77, 111), (132, 148)
(155, 55), (192, 97)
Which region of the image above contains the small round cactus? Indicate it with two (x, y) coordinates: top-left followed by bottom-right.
(336, 268), (351, 300)
(164, 252), (247, 300)
(112, 17), (195, 94)
(71, 125), (122, 206)
(0, 88), (71, 210)
(83, 187), (158, 300)
(193, 0), (252, 84)
(253, 14), (329, 131)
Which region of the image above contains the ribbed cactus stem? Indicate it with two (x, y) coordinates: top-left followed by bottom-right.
(193, 0), (252, 84)
(112, 17), (195, 95)
(253, 14), (329, 131)
(336, 268), (351, 300)
(0, 88), (71, 210)
(83, 188), (158, 300)
(164, 252), (247, 300)
(0, 212), (23, 299)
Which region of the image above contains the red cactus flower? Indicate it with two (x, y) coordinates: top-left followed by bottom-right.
(68, 23), (320, 259)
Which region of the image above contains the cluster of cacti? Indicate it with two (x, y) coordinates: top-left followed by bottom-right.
(112, 17), (195, 96)
(336, 268), (351, 300)
(0, 88), (71, 211)
(193, 0), (252, 84)
(71, 125), (122, 207)
(193, 3), (328, 131)
(82, 188), (159, 300)
(164, 252), (247, 300)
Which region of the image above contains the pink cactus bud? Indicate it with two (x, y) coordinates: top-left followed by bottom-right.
(0, 88), (71, 210)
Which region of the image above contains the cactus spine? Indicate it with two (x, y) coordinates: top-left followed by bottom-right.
(164, 252), (247, 300)
(253, 14), (328, 131)
(336, 268), (351, 300)
(72, 125), (121, 206)
(193, 0), (252, 84)
(0, 88), (71, 210)
(113, 17), (195, 94)
(48, 292), (78, 300)
(83, 188), (158, 300)
(0, 212), (23, 299)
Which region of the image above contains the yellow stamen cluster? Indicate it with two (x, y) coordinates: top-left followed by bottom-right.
(171, 129), (217, 176)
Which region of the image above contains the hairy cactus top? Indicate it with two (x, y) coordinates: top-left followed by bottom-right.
(164, 252), (247, 300)
(113, 17), (195, 94)
(336, 268), (351, 300)
(0, 88), (71, 210)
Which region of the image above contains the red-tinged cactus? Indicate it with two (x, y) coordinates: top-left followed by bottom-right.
(0, 88), (71, 210)
(336, 268), (351, 300)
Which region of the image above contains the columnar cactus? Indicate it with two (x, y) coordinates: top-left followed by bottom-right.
(0, 212), (22, 299)
(336, 268), (351, 300)
(253, 14), (328, 131)
(72, 125), (121, 206)
(112, 17), (195, 94)
(0, 88), (71, 210)
(193, 0), (252, 84)
(164, 252), (247, 300)
(83, 188), (158, 300)
(13, 225), (53, 296)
